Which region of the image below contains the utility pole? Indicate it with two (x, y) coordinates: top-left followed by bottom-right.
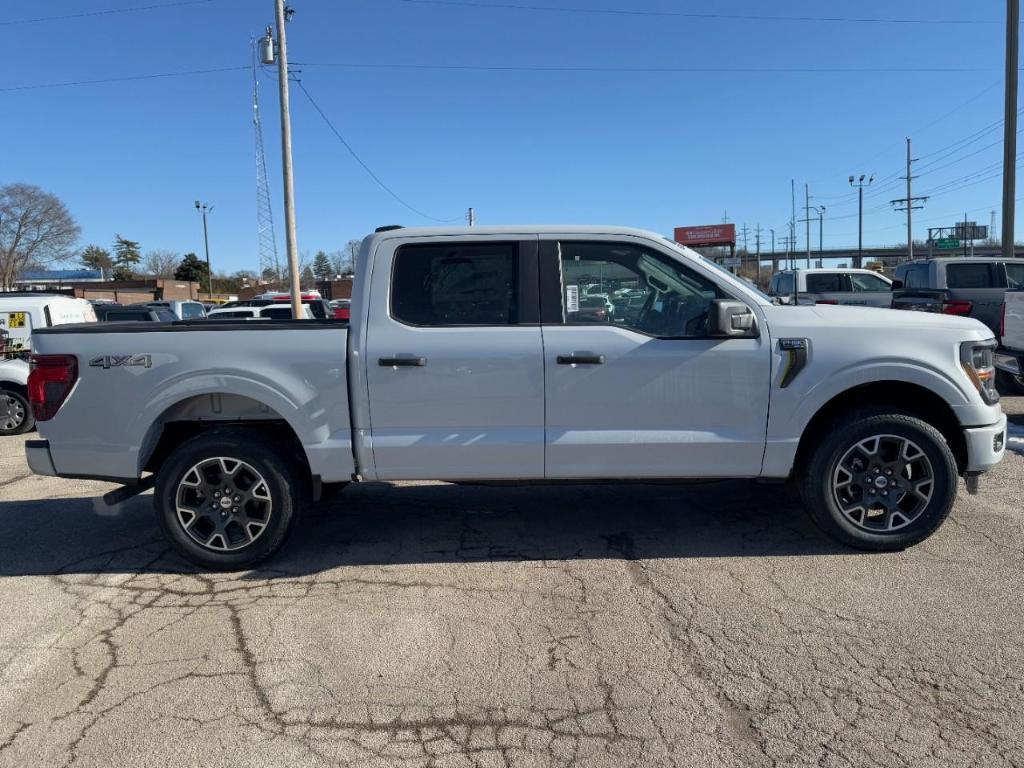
(849, 174), (874, 268)
(790, 180), (796, 269)
(263, 1), (302, 318)
(804, 184), (812, 267)
(890, 138), (928, 261)
(754, 224), (762, 284)
(194, 201), (213, 298)
(467, 207), (476, 226)
(1003, 0), (1019, 260)
(770, 228), (777, 274)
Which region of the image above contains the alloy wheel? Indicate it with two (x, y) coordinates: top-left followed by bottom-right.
(1, 394), (25, 432)
(175, 457), (273, 551)
(831, 434), (934, 533)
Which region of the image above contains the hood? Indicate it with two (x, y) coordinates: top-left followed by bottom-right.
(764, 304), (991, 336)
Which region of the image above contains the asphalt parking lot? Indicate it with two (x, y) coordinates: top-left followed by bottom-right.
(1, 407), (1022, 768)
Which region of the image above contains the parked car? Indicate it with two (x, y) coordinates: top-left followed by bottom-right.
(891, 257), (1024, 337)
(25, 225), (1005, 569)
(135, 300), (207, 320)
(768, 269), (893, 307)
(217, 298), (333, 319)
(206, 304), (314, 320)
(0, 327), (32, 435)
(329, 299), (351, 321)
(94, 305), (177, 323)
(0, 293), (97, 357)
(996, 289), (1024, 394)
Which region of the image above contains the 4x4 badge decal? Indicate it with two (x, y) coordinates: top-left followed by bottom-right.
(88, 355), (152, 370)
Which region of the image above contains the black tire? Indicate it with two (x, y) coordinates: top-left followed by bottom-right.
(154, 429), (303, 570)
(0, 388), (34, 436)
(797, 409), (958, 551)
(996, 368), (1024, 397)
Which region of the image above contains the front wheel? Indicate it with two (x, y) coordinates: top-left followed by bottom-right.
(0, 389), (34, 436)
(154, 429), (301, 570)
(797, 410), (958, 551)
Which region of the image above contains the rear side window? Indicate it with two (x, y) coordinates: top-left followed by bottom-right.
(391, 242), (520, 326)
(947, 263), (994, 289)
(805, 273), (845, 293)
(211, 310), (255, 319)
(261, 306), (295, 319)
(1004, 262), (1024, 289)
(903, 265), (927, 289)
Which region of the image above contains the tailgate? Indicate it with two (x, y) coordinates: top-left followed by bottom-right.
(891, 288), (946, 313)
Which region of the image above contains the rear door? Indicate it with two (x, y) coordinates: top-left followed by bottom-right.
(364, 236), (544, 480)
(945, 262), (1004, 334)
(541, 237), (770, 479)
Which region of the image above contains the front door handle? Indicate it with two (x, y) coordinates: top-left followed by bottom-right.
(379, 356), (427, 367)
(557, 352), (606, 365)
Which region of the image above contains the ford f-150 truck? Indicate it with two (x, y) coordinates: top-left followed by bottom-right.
(24, 226), (1007, 569)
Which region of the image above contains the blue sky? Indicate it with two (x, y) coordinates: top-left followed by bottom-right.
(1, 0), (1016, 274)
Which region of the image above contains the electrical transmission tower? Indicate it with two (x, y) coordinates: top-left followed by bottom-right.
(253, 39), (281, 283)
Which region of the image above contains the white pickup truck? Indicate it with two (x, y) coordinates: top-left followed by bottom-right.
(997, 289), (1024, 393)
(24, 226), (1007, 569)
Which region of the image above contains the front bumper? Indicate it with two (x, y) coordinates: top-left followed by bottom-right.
(963, 414), (1007, 474)
(25, 439), (57, 476)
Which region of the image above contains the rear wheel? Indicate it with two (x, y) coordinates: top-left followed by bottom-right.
(798, 410), (958, 551)
(154, 429), (301, 570)
(0, 389), (34, 436)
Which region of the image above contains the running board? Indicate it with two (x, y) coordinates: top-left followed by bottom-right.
(102, 475), (156, 506)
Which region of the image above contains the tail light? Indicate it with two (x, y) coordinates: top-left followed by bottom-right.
(28, 354), (78, 421)
(942, 299), (973, 316)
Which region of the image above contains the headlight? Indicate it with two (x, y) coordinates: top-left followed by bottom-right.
(960, 339), (999, 405)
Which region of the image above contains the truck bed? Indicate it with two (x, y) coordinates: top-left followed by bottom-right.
(30, 320), (354, 484)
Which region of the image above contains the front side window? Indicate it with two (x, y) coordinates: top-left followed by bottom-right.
(776, 273), (794, 295)
(850, 273), (891, 292)
(559, 241), (723, 338)
(181, 303), (205, 319)
(806, 273), (845, 293)
(392, 242), (519, 326)
(947, 263), (993, 289)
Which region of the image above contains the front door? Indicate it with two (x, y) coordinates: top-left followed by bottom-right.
(365, 236), (545, 480)
(542, 238), (771, 479)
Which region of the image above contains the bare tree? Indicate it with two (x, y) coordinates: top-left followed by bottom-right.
(142, 249), (180, 278)
(0, 183), (80, 290)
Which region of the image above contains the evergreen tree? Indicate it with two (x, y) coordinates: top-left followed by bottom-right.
(111, 234), (141, 280)
(312, 250), (333, 281)
(174, 252), (210, 284)
(80, 245), (113, 275)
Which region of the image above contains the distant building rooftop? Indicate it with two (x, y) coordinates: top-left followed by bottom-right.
(17, 269), (104, 283)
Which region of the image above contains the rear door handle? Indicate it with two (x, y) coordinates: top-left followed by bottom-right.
(557, 352), (606, 365)
(379, 356), (427, 367)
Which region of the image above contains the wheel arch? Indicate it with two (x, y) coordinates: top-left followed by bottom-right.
(140, 393), (311, 482)
(793, 380), (968, 477)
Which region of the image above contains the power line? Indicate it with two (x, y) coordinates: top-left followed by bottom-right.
(1, 0), (217, 26)
(303, 62), (986, 74)
(393, 0), (992, 24)
(294, 79), (462, 223)
(0, 66), (248, 92)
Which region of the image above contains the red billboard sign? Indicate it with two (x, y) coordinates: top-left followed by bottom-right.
(673, 224), (736, 247)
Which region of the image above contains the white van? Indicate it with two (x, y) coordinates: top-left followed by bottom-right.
(0, 293), (97, 356)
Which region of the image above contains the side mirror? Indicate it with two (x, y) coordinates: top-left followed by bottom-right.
(777, 295), (793, 305)
(711, 299), (758, 338)
(891, 279), (904, 290)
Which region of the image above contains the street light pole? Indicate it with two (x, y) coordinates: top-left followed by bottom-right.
(770, 228), (776, 274)
(194, 200), (213, 298)
(818, 206), (825, 261)
(1003, 0), (1019, 260)
(849, 174), (874, 268)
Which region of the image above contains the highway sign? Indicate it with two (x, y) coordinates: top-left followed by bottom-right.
(936, 238), (960, 250)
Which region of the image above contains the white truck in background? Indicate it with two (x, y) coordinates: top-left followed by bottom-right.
(24, 226), (1007, 570)
(997, 289), (1024, 393)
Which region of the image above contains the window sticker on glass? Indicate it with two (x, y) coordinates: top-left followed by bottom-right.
(565, 285), (580, 313)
